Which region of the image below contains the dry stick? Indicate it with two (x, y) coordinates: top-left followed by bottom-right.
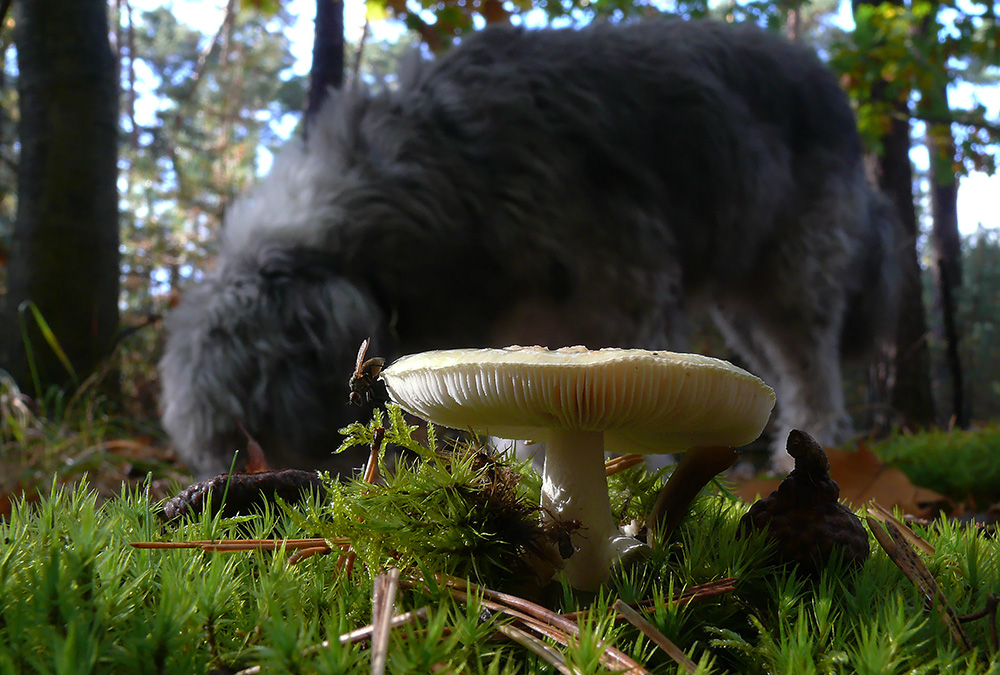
(234, 609), (433, 675)
(956, 593), (999, 654)
(331, 607), (430, 648)
(364, 427), (386, 484)
(333, 426), (388, 576)
(426, 575), (649, 675)
(495, 624), (580, 675)
(370, 568), (401, 675)
(866, 516), (974, 653)
(613, 600), (698, 674)
(287, 546), (332, 565)
(605, 454), (646, 476)
(437, 574), (580, 636)
(867, 500), (936, 556)
(130, 537), (342, 551)
(439, 585), (572, 647)
(444, 585), (646, 675)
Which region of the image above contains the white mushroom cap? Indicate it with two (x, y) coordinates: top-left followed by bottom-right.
(380, 345), (775, 451)
(380, 345), (776, 590)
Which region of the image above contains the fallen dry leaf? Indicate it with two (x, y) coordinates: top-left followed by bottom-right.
(732, 443), (950, 518)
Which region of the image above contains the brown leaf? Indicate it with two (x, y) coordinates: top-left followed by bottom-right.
(732, 443), (950, 517)
(236, 421), (270, 473)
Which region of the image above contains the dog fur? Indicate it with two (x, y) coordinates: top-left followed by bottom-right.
(159, 19), (900, 477)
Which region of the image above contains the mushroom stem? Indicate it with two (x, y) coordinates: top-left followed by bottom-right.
(541, 429), (643, 590)
(648, 446), (738, 542)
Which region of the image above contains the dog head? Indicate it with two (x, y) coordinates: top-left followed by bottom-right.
(159, 241), (389, 477)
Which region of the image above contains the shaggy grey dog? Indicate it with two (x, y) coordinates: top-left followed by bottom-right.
(160, 19), (900, 477)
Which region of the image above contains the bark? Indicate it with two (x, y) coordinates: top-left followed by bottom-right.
(877, 106), (936, 429)
(926, 120), (968, 427)
(306, 0), (344, 125)
(1, 0), (119, 394)
(916, 4), (966, 427)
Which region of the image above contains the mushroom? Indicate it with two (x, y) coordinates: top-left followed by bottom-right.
(379, 345), (775, 590)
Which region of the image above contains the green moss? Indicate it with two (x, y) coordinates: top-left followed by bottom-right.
(1, 410), (998, 673)
(870, 425), (1000, 505)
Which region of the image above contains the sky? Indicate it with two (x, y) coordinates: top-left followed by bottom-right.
(151, 0), (999, 235)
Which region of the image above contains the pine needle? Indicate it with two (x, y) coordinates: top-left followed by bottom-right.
(370, 567), (401, 675)
(130, 537), (343, 551)
(613, 599), (698, 673)
(605, 454), (646, 476)
(416, 574), (650, 674)
(496, 623), (580, 675)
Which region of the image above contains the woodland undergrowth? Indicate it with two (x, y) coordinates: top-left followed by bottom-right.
(1, 406), (998, 674)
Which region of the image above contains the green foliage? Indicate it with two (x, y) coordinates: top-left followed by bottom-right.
(871, 424), (1000, 504)
(116, 5), (304, 319)
(2, 419), (1000, 673)
(956, 230), (1000, 421)
(0, 367), (180, 515)
(17, 300), (78, 402)
(303, 405), (551, 585)
(829, 0), (1000, 173)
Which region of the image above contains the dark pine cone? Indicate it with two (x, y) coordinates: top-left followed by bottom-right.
(738, 430), (869, 575)
(161, 469), (327, 523)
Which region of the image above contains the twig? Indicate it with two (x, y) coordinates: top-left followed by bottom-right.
(866, 516), (974, 653)
(333, 606), (430, 647)
(956, 593), (999, 654)
(130, 537), (342, 551)
(364, 427), (386, 484)
(867, 500), (935, 555)
(436, 574), (580, 636)
(415, 575), (649, 674)
(114, 312), (163, 347)
(496, 623), (579, 675)
(287, 546), (333, 564)
(440, 584), (572, 646)
(605, 454), (645, 476)
(350, 18), (370, 85)
(371, 568), (401, 675)
(613, 600), (697, 674)
(235, 607), (432, 675)
(335, 426), (387, 576)
(497, 624), (581, 675)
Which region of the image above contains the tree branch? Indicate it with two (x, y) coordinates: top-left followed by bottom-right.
(912, 110), (1000, 136)
(173, 0), (235, 129)
(349, 18), (369, 86)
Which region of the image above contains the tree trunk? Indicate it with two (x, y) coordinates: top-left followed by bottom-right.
(880, 110), (935, 429)
(1, 0), (119, 396)
(852, 0), (936, 431)
(926, 117), (967, 428)
(306, 0), (344, 125)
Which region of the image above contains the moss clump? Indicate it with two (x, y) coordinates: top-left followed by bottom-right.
(871, 425), (1000, 505)
(300, 406), (556, 589)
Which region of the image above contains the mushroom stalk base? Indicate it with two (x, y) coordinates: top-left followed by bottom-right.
(541, 429), (644, 591)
